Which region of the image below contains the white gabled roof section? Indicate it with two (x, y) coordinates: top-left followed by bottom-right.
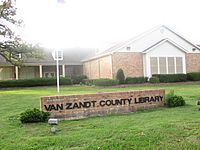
(106, 25), (200, 53)
(142, 38), (189, 54)
(83, 25), (200, 62)
(163, 25), (200, 51)
(100, 25), (163, 54)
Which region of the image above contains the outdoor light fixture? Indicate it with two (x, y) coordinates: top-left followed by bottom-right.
(52, 50), (63, 93)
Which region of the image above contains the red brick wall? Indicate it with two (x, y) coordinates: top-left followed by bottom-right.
(112, 52), (144, 78)
(83, 55), (112, 79)
(41, 89), (165, 120)
(186, 53), (200, 73)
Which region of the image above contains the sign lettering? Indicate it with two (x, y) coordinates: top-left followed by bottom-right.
(40, 90), (165, 120)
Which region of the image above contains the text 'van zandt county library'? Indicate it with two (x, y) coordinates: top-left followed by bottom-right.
(0, 25), (200, 80)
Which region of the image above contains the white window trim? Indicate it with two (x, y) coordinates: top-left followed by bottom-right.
(157, 57), (160, 74)
(166, 57), (169, 74)
(174, 57), (177, 74)
(182, 56), (186, 74)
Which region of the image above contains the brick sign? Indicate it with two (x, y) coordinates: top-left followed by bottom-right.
(40, 89), (165, 120)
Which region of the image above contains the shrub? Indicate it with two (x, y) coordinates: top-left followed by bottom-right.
(20, 108), (50, 123)
(0, 77), (72, 88)
(93, 78), (118, 86)
(71, 75), (87, 84)
(187, 72), (200, 81)
(152, 74), (187, 83)
(82, 79), (94, 86)
(149, 77), (160, 83)
(125, 77), (148, 84)
(116, 69), (125, 84)
(165, 90), (185, 107)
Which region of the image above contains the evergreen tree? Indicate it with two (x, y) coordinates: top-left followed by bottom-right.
(116, 68), (125, 84)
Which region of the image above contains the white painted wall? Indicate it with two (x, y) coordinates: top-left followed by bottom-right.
(147, 41), (185, 57)
(144, 41), (186, 77)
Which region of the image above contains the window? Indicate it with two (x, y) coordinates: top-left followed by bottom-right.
(150, 57), (158, 74)
(159, 57), (167, 74)
(16, 53), (22, 59)
(44, 72), (55, 78)
(150, 56), (184, 75)
(176, 57), (183, 73)
(168, 57), (175, 74)
(126, 46), (131, 51)
(11, 53), (22, 59)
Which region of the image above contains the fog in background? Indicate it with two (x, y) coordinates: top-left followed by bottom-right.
(16, 0), (200, 52)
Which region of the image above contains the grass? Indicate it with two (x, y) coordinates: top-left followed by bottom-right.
(0, 83), (200, 150)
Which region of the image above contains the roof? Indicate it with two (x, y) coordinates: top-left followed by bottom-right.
(0, 48), (96, 66)
(99, 25), (163, 55)
(83, 25), (200, 62)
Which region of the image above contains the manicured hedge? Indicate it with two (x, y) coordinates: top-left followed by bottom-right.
(152, 74), (187, 83)
(93, 78), (118, 86)
(0, 77), (72, 88)
(125, 77), (148, 84)
(149, 77), (160, 83)
(187, 72), (200, 81)
(71, 75), (87, 84)
(82, 79), (94, 86)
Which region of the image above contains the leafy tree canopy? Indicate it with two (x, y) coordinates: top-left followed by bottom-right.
(0, 0), (43, 66)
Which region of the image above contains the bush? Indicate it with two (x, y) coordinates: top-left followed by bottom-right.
(187, 72), (200, 81)
(152, 74), (187, 83)
(149, 77), (160, 83)
(125, 77), (148, 84)
(93, 78), (118, 86)
(165, 90), (185, 107)
(71, 75), (87, 84)
(0, 77), (72, 88)
(20, 108), (50, 123)
(116, 69), (125, 84)
(82, 79), (94, 86)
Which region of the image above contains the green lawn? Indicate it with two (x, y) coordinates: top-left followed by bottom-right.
(0, 83), (200, 150)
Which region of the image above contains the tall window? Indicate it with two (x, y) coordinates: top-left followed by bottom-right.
(150, 57), (158, 75)
(168, 57), (175, 74)
(159, 57), (166, 74)
(176, 57), (183, 73)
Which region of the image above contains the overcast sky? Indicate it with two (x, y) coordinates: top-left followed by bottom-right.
(16, 0), (200, 50)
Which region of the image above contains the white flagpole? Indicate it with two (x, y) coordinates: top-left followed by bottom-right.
(56, 50), (60, 93)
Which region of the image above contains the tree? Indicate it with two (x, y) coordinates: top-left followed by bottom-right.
(0, 0), (43, 66)
(116, 68), (125, 84)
